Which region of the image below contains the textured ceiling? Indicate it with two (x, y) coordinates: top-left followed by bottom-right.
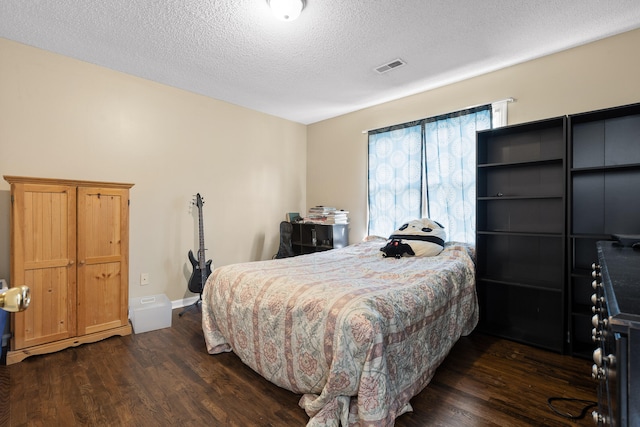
(2, 1), (640, 124)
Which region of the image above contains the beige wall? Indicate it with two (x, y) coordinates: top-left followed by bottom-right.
(0, 38), (307, 303)
(2, 28), (640, 303)
(307, 28), (640, 244)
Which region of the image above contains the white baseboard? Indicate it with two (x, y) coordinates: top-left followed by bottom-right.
(172, 295), (199, 310)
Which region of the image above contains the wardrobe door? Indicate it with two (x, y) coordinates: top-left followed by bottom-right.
(76, 186), (130, 335)
(10, 182), (77, 349)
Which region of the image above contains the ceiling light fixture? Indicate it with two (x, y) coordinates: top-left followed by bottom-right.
(268, 0), (305, 22)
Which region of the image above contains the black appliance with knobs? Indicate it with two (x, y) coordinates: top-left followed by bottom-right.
(591, 241), (640, 426)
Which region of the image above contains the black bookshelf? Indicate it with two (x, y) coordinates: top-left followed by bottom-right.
(567, 102), (640, 359)
(476, 117), (567, 353)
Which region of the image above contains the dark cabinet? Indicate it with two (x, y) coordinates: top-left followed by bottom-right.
(568, 102), (640, 359)
(291, 223), (348, 255)
(592, 242), (640, 427)
(475, 117), (567, 352)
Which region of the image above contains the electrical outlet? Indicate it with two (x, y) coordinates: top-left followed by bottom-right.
(140, 273), (150, 285)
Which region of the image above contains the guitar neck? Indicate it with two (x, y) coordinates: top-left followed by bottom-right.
(198, 200), (206, 270)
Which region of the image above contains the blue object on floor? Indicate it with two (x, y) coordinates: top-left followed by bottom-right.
(0, 309), (7, 360)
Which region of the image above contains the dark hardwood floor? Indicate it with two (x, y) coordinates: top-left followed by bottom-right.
(1, 308), (597, 426)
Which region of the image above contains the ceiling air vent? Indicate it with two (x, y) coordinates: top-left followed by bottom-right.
(374, 58), (406, 74)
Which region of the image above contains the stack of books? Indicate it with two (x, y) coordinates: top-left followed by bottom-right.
(303, 206), (349, 224)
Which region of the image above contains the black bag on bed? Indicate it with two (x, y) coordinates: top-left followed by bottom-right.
(275, 221), (296, 259)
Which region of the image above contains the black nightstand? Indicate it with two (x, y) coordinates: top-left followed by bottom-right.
(291, 223), (348, 255)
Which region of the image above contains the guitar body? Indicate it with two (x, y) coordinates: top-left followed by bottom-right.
(187, 249), (212, 294)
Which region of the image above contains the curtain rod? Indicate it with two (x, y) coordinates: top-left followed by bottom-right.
(361, 97), (515, 134)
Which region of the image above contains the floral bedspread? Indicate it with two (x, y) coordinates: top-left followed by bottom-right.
(202, 239), (478, 426)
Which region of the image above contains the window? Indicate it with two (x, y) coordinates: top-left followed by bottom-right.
(368, 105), (492, 243)
(368, 123), (423, 238)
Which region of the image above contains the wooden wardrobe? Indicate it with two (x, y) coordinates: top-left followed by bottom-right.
(4, 176), (133, 364)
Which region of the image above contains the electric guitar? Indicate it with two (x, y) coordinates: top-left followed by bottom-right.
(187, 193), (212, 294)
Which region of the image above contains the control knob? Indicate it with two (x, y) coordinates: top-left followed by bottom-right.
(592, 328), (603, 343)
(593, 347), (615, 367)
(591, 293), (604, 305)
(592, 410), (608, 425)
(592, 364), (605, 380)
(592, 314), (608, 329)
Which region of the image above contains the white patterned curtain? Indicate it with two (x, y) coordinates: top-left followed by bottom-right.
(368, 124), (423, 237)
(425, 108), (491, 243)
(367, 106), (491, 243)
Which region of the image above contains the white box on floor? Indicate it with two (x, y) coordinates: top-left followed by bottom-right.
(129, 294), (172, 333)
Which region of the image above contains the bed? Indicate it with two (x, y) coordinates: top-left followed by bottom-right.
(202, 237), (478, 426)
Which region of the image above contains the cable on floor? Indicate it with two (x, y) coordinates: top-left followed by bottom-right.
(547, 397), (597, 420)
